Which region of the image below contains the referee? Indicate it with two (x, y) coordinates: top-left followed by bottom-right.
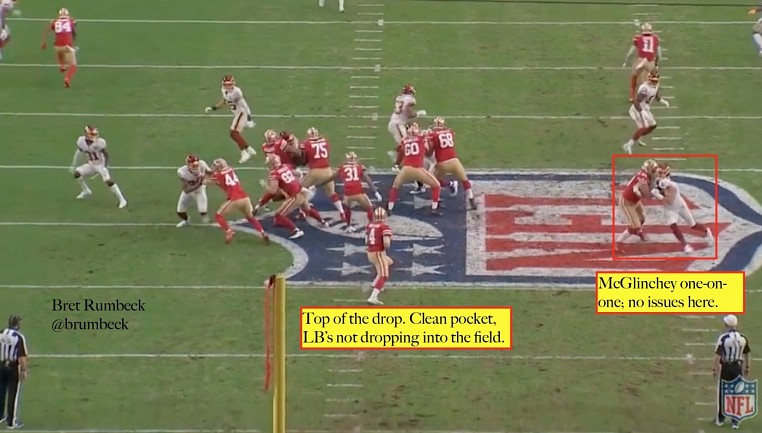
(713, 314), (751, 429)
(0, 314), (28, 429)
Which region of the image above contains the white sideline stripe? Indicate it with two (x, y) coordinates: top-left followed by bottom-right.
(3, 112), (762, 121)
(3, 63), (762, 71)
(659, 126), (681, 129)
(358, 12), (383, 16)
(350, 85), (379, 89)
(681, 315), (717, 319)
(352, 57), (381, 61)
(0, 166), (759, 173)
(9, 18), (754, 25)
(347, 125), (377, 128)
(652, 137), (684, 140)
(694, 402), (714, 406)
(324, 414), (359, 418)
(26, 353), (716, 361)
(325, 398), (356, 402)
(659, 158), (687, 161)
(685, 343), (715, 346)
(682, 329), (713, 332)
(349, 95), (379, 98)
(327, 384), (364, 387)
(354, 39), (382, 42)
(328, 369), (363, 373)
(346, 146), (375, 150)
(654, 147), (684, 150)
(346, 135), (375, 139)
(689, 372), (713, 376)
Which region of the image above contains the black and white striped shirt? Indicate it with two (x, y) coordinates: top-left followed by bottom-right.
(0, 328), (28, 364)
(715, 330), (750, 363)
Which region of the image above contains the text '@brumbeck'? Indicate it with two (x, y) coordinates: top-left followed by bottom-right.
(595, 272), (745, 314)
(50, 298), (146, 332)
(300, 307), (512, 350)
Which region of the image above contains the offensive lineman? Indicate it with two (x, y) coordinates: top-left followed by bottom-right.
(70, 126), (128, 208)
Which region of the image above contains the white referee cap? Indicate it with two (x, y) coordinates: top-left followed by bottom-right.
(723, 315), (738, 327)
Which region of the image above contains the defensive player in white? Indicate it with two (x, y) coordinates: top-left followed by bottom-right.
(650, 164), (714, 253)
(748, 5), (762, 55)
(176, 153), (212, 227)
(622, 70), (669, 154)
(70, 125), (128, 208)
(204, 75), (257, 164)
(387, 84), (430, 193)
(0, 0), (18, 61)
(318, 0), (344, 13)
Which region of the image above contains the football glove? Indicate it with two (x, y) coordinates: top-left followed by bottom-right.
(245, 120), (255, 128)
(374, 191), (382, 201)
(661, 99), (670, 108)
(204, 106), (215, 113)
(416, 110), (427, 117)
(748, 8), (758, 15)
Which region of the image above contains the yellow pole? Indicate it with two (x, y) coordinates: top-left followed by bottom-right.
(273, 274), (287, 433)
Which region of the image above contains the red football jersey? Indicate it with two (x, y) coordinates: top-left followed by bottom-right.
(398, 135), (426, 168)
(632, 33), (659, 62)
(269, 165), (302, 197)
(51, 17), (76, 47)
(262, 140), (295, 167)
(300, 137), (331, 169)
(428, 127), (458, 162)
(211, 168), (248, 201)
(366, 222), (392, 253)
(338, 163), (366, 196)
(622, 169), (650, 203)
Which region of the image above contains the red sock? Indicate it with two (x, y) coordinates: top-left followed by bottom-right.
(629, 75), (637, 96)
(246, 217), (265, 233)
(258, 192), (275, 207)
(462, 180), (472, 190)
(214, 213), (230, 231)
(669, 223), (686, 244)
(439, 179), (449, 188)
(65, 65), (77, 81)
(230, 131), (248, 150)
(388, 187), (399, 208)
(0, 35), (9, 48)
(274, 214), (297, 232)
(431, 186), (441, 207)
(373, 276), (387, 290)
(344, 206), (352, 224)
(305, 206), (323, 222)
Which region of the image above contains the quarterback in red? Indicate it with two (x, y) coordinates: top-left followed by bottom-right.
(427, 116), (476, 210)
(318, 152), (382, 231)
(264, 154), (327, 240)
(623, 23), (661, 101)
(41, 8), (77, 87)
(209, 158), (268, 244)
(365, 208), (393, 305)
(616, 159), (658, 252)
(388, 123), (442, 215)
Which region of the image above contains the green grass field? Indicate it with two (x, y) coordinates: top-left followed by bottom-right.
(1, 0), (762, 432)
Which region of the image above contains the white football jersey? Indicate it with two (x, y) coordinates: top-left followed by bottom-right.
(658, 177), (684, 209)
(76, 136), (107, 165)
(177, 160), (210, 188)
(636, 83), (659, 108)
(221, 86), (248, 113)
(390, 94), (416, 122)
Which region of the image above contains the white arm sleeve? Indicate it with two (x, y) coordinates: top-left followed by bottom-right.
(71, 149), (84, 167)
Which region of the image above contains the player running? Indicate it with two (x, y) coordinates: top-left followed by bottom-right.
(176, 154), (212, 227)
(622, 70), (669, 154)
(748, 5), (762, 55)
(41, 8), (78, 87)
(623, 23), (662, 101)
(0, 0), (18, 61)
(209, 158), (269, 244)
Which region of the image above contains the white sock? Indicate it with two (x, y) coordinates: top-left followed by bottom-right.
(77, 178), (91, 193)
(319, 0), (325, 6)
(754, 33), (762, 50)
(370, 288), (380, 298)
(466, 189), (474, 200)
(616, 229), (631, 243)
(110, 184), (126, 201)
(625, 139), (635, 146)
(339, 0), (344, 9)
(332, 200), (345, 216)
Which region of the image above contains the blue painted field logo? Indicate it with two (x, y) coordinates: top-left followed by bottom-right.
(233, 171), (762, 287)
(722, 376), (758, 425)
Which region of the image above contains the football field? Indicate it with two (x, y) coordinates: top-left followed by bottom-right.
(1, 0), (762, 432)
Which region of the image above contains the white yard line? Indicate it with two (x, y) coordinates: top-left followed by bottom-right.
(25, 353), (715, 361)
(3, 112), (762, 121)
(2, 63), (761, 71)
(8, 18), (754, 25)
(0, 166), (758, 173)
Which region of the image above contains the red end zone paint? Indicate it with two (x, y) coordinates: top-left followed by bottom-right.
(611, 154), (720, 261)
(594, 271), (746, 315)
(299, 306), (513, 351)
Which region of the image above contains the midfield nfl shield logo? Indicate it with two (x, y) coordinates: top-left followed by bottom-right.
(722, 376), (758, 424)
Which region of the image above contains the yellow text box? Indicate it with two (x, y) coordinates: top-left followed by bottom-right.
(596, 272), (745, 314)
(300, 306), (512, 350)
